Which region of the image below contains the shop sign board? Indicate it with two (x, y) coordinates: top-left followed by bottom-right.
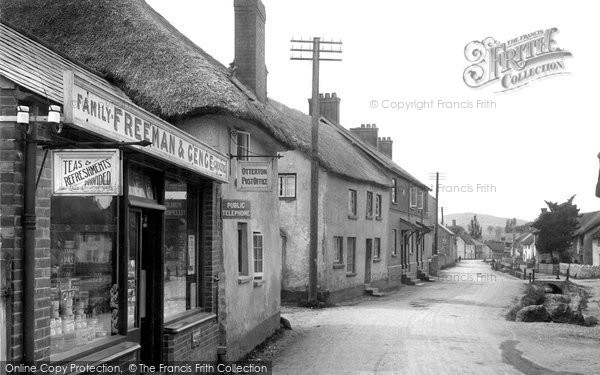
(53, 149), (122, 196)
(237, 161), (272, 191)
(222, 200), (251, 219)
(63, 71), (229, 183)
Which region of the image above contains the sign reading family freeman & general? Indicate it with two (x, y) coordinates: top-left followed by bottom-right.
(463, 28), (572, 92)
(237, 161), (272, 191)
(53, 149), (122, 196)
(222, 200), (251, 219)
(63, 71), (229, 183)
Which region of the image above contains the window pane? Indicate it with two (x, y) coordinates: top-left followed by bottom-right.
(286, 176), (296, 197)
(50, 196), (117, 356)
(164, 180), (197, 320)
(253, 233), (263, 276)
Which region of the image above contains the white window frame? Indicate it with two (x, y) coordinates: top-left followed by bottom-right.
(366, 191), (373, 218)
(348, 189), (357, 217)
(253, 232), (264, 279)
(417, 190), (424, 210)
(236, 131), (250, 161)
(391, 178), (397, 204)
(374, 237), (381, 259)
(375, 194), (382, 218)
(409, 187), (418, 209)
(278, 173), (296, 198)
(334, 236), (344, 264)
(392, 229), (397, 256)
(347, 237), (356, 273)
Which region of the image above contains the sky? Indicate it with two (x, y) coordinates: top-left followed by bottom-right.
(146, 0), (600, 221)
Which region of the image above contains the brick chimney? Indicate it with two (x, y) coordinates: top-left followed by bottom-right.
(308, 93), (341, 124)
(234, 0), (267, 102)
(349, 124), (379, 148)
(377, 136), (393, 158)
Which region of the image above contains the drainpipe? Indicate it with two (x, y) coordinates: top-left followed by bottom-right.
(22, 113), (37, 364)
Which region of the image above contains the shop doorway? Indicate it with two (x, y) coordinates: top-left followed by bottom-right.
(129, 208), (163, 364)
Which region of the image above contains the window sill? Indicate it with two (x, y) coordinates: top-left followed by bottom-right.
(238, 275), (253, 284)
(391, 254), (398, 258)
(164, 307), (207, 325)
(279, 197), (297, 201)
(373, 258), (382, 263)
(253, 279), (264, 287)
(164, 312), (217, 334)
(366, 216), (373, 220)
(348, 215), (358, 220)
(333, 263), (345, 269)
(346, 272), (357, 277)
(376, 217), (383, 221)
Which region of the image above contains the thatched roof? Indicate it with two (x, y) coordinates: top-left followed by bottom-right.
(1, 0), (390, 186)
(574, 211), (600, 236)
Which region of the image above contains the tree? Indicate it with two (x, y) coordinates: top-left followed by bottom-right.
(494, 226), (503, 239)
(469, 215), (482, 239)
(532, 196), (580, 263)
(448, 224), (466, 236)
(487, 225), (494, 235)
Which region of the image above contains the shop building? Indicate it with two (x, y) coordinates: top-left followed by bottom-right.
(0, 21), (226, 364)
(2, 0), (299, 363)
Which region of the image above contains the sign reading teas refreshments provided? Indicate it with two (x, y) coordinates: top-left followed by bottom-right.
(63, 71), (229, 183)
(222, 200), (251, 219)
(237, 161), (272, 191)
(53, 149), (122, 196)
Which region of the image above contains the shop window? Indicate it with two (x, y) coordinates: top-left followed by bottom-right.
(347, 237), (356, 273)
(278, 174), (296, 198)
(374, 238), (381, 259)
(366, 191), (373, 218)
(50, 196), (118, 358)
(253, 232), (264, 279)
(237, 131), (250, 161)
(333, 236), (344, 264)
(164, 179), (199, 320)
(348, 189), (357, 217)
(238, 223), (249, 276)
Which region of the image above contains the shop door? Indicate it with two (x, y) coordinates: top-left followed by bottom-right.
(365, 239), (372, 283)
(129, 208), (163, 364)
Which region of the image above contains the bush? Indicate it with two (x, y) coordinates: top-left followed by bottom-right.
(506, 285), (546, 321)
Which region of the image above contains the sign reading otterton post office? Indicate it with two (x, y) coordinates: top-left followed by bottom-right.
(222, 200), (251, 219)
(63, 71), (229, 183)
(53, 149), (122, 195)
(237, 161), (272, 191)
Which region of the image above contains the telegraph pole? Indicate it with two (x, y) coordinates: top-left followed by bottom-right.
(291, 37), (342, 303)
(434, 172), (439, 255)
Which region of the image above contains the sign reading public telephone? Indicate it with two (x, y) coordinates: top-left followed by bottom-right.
(53, 149), (122, 196)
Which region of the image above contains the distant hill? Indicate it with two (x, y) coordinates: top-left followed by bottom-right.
(443, 213), (530, 241)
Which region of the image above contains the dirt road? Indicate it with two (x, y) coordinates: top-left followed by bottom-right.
(271, 260), (600, 375)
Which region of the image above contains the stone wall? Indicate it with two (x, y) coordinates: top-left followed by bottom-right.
(560, 263), (600, 279)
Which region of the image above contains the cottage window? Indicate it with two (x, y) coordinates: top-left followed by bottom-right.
(375, 194), (382, 218)
(409, 187), (418, 208)
(417, 190), (424, 210)
(348, 189), (357, 217)
(236, 131), (250, 161)
(278, 174), (296, 198)
(374, 238), (381, 259)
(237, 223), (249, 276)
(366, 191), (373, 218)
(253, 232), (264, 279)
(391, 178), (397, 204)
(334, 236), (344, 264)
(347, 237), (356, 273)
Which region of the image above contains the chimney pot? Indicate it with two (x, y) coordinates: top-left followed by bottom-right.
(325, 93), (330, 98)
(373, 124), (377, 128)
(453, 219), (457, 226)
(319, 93), (324, 98)
(332, 92), (337, 97)
(361, 124), (365, 128)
